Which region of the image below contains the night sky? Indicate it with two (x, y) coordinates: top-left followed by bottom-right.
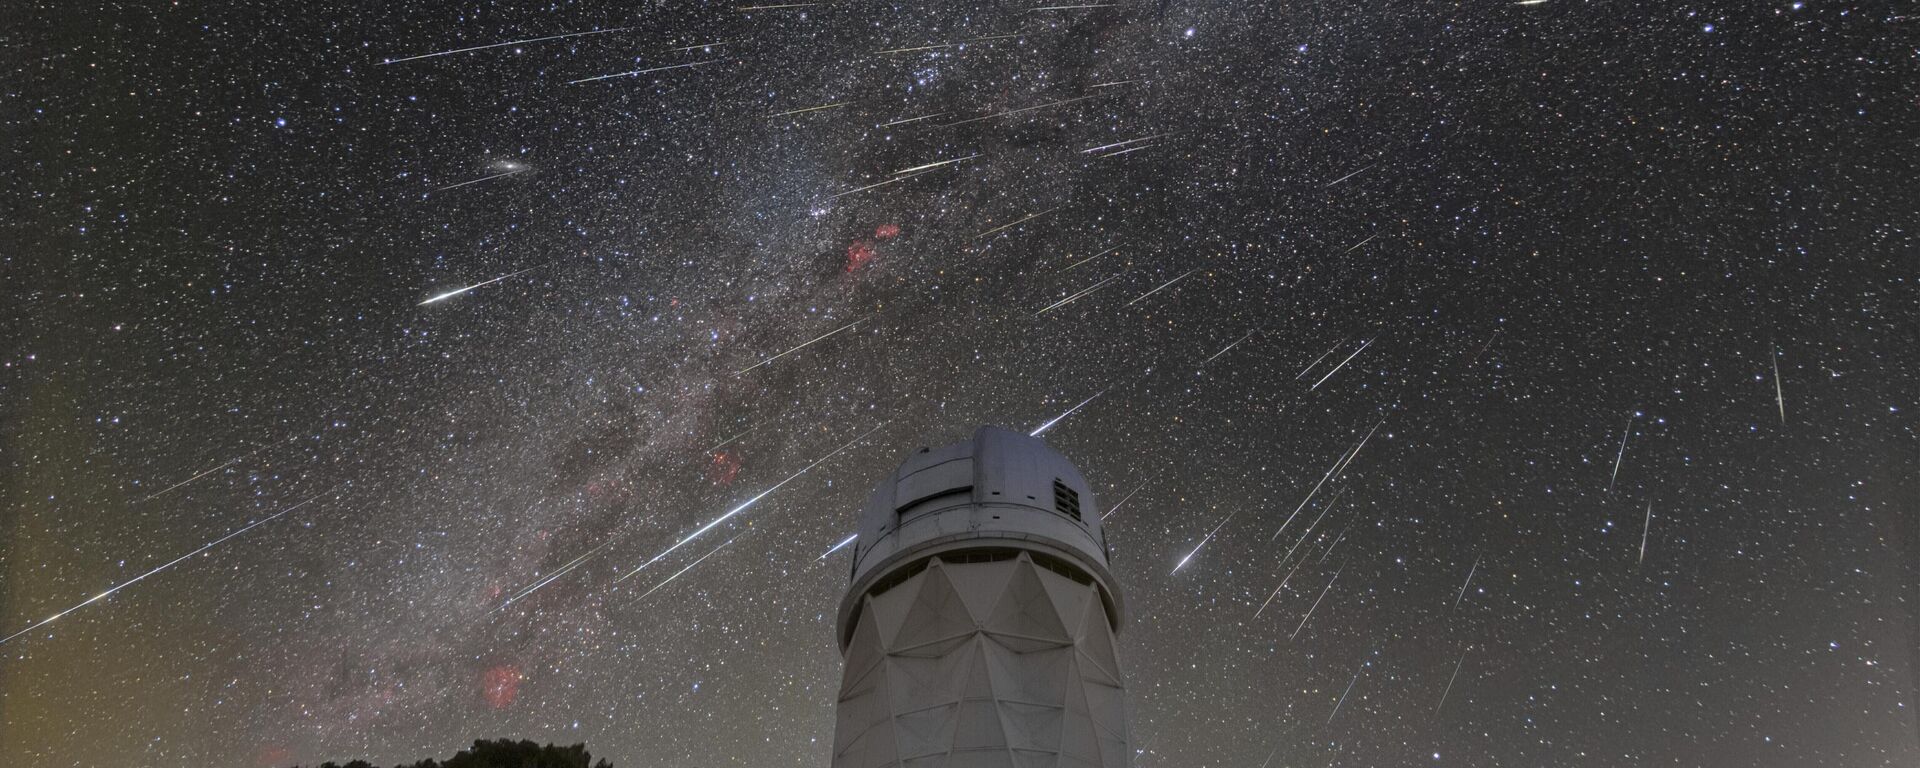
(5, 1), (1917, 767)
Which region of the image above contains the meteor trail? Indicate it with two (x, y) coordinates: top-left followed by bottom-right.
(937, 95), (1101, 128)
(828, 169), (935, 199)
(1035, 273), (1123, 315)
(1297, 338), (1347, 380)
(879, 112), (951, 127)
(892, 153), (980, 175)
(1638, 500), (1652, 565)
(735, 318), (861, 374)
(618, 424), (883, 579)
(1469, 329), (1503, 364)
(1329, 655), (1370, 723)
(489, 536), (622, 615)
(1771, 347), (1786, 424)
(876, 33), (1023, 54)
(1202, 330), (1256, 365)
(568, 59), (717, 84)
(771, 101), (853, 117)
(704, 425), (758, 453)
(1341, 233), (1378, 255)
(1102, 479), (1151, 520)
(1124, 269), (1196, 308)
(1436, 650), (1467, 714)
(1, 491), (328, 646)
(1081, 135), (1166, 154)
(433, 168), (526, 191)
(1324, 162), (1376, 187)
(1172, 506), (1241, 574)
(1253, 548), (1315, 619)
(1453, 552), (1481, 608)
(1290, 564), (1342, 639)
(1063, 245), (1120, 271)
(632, 536), (738, 602)
(974, 207), (1061, 240)
(380, 27), (636, 64)
(816, 533), (858, 561)
(1608, 414), (1634, 492)
(1030, 387), (1109, 436)
(1310, 337), (1373, 390)
(1093, 143), (1160, 160)
(1272, 427), (1374, 542)
(418, 266), (540, 305)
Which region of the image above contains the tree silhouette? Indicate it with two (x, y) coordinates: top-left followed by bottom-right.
(296, 738), (611, 768)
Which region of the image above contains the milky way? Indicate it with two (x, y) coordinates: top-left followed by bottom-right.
(5, 2), (1915, 768)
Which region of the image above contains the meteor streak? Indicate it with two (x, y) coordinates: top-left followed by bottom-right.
(1102, 479), (1151, 520)
(1310, 337), (1373, 390)
(1272, 426), (1374, 542)
(1638, 500), (1652, 565)
(1436, 650), (1468, 713)
(828, 169), (935, 199)
(617, 424), (883, 579)
(876, 33), (1023, 54)
(1095, 143), (1159, 159)
(418, 266), (540, 306)
(489, 537), (622, 615)
(569, 59), (717, 84)
(1035, 273), (1123, 315)
(1063, 245), (1120, 271)
(973, 207), (1061, 240)
(1030, 387), (1108, 436)
(1253, 548), (1315, 619)
(1202, 330), (1255, 365)
(1290, 564), (1342, 639)
(1172, 506), (1241, 574)
(1608, 414), (1634, 492)
(1081, 135), (1166, 154)
(878, 112), (950, 127)
(816, 533), (858, 561)
(1, 491), (329, 645)
(1329, 655), (1370, 723)
(1297, 338), (1347, 380)
(1324, 162), (1376, 187)
(937, 95), (1101, 128)
(704, 425), (757, 453)
(1124, 269), (1196, 307)
(770, 101), (852, 117)
(892, 153), (980, 175)
(380, 27), (636, 64)
(632, 536), (738, 602)
(1453, 552), (1481, 608)
(1771, 347), (1786, 424)
(735, 318), (862, 374)
(1341, 233), (1378, 255)
(433, 168), (526, 191)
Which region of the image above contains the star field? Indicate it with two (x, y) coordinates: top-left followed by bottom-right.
(4, 2), (1916, 767)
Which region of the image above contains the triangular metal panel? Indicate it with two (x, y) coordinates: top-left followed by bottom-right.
(986, 559), (1072, 643)
(941, 558), (1016, 626)
(896, 561), (979, 651)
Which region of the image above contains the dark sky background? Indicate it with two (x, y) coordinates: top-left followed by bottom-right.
(5, 1), (1916, 767)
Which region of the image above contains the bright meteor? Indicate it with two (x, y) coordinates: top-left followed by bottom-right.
(1, 490), (329, 646)
(617, 423), (885, 580)
(418, 266), (540, 306)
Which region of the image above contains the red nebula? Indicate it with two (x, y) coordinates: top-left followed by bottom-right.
(874, 223), (901, 240)
(253, 745), (293, 768)
(483, 664), (523, 710)
(845, 239), (877, 272)
(708, 451), (742, 485)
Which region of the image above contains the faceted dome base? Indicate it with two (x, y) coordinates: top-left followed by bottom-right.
(834, 551), (1129, 768)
